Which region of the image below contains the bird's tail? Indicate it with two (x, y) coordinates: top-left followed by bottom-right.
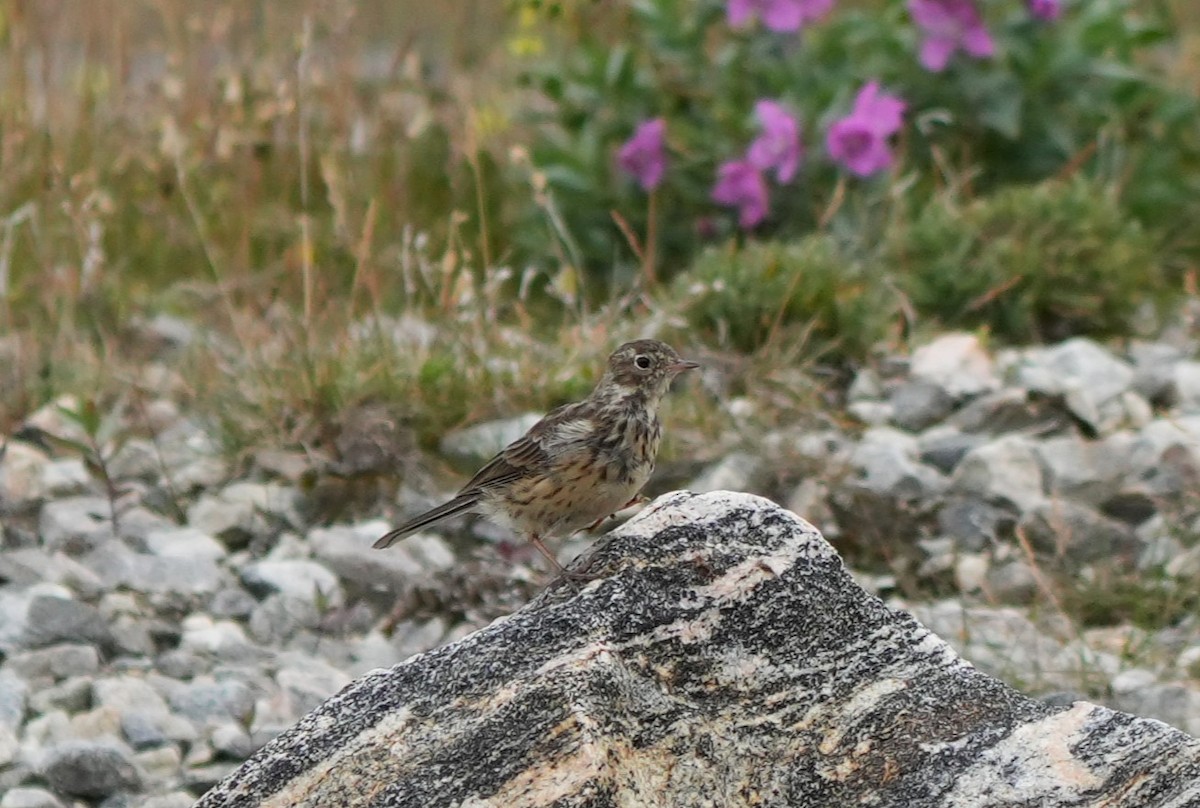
(373, 493), (480, 549)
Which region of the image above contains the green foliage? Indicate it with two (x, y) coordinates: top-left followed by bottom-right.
(679, 234), (897, 358)
(1060, 572), (1200, 631)
(516, 0), (1200, 281)
(887, 177), (1172, 342)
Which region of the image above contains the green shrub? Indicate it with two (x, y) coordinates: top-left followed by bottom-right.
(887, 178), (1173, 342)
(679, 234), (897, 358)
(516, 0), (1200, 283)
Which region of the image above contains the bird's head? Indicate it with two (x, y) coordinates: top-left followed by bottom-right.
(595, 339), (699, 405)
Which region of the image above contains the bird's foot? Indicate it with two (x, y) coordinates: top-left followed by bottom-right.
(529, 534), (597, 585)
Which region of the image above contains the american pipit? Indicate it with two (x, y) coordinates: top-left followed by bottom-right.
(373, 339), (698, 577)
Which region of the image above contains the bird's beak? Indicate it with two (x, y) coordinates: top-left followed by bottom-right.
(668, 360), (701, 374)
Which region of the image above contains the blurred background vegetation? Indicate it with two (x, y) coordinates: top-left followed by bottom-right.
(0, 0), (1197, 451)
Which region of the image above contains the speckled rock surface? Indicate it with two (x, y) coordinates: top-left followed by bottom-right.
(196, 492), (1200, 807)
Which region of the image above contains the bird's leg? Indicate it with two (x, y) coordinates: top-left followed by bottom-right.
(529, 534), (593, 581)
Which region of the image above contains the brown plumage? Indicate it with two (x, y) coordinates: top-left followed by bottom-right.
(373, 339), (699, 577)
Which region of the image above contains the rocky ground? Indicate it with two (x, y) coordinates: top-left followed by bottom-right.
(3, 327), (1200, 805)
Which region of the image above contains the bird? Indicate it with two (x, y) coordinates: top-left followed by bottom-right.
(373, 339), (699, 577)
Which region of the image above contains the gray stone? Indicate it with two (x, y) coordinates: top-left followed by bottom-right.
(915, 536), (956, 579)
(164, 676), (256, 727)
(389, 616), (449, 662)
(688, 452), (764, 494)
(140, 793), (195, 808)
(0, 549), (106, 600)
(0, 671), (28, 730)
(23, 596), (115, 652)
(440, 412), (543, 467)
(910, 600), (1119, 691)
(1035, 433), (1130, 505)
(888, 380), (955, 432)
(1020, 501), (1138, 564)
(1124, 416), (1200, 496)
(951, 436), (1045, 513)
(210, 721), (256, 760)
(1173, 362), (1200, 414)
(937, 498), (1015, 551)
(0, 724), (15, 766)
(6, 644), (100, 680)
(1129, 341), (1181, 404)
(186, 481), (300, 544)
(40, 457), (91, 496)
(143, 418), (229, 491)
(113, 506), (176, 547)
(948, 387), (1051, 435)
(0, 787), (64, 808)
(38, 496), (116, 554)
(275, 654), (351, 718)
(1167, 545), (1200, 579)
(0, 583), (72, 652)
(196, 492), (1200, 808)
(1013, 338), (1135, 433)
(144, 526), (227, 561)
(93, 675), (170, 717)
(28, 676), (93, 714)
(241, 560), (344, 608)
(133, 743), (183, 785)
(248, 594), (320, 644)
(790, 429), (854, 465)
(847, 368), (883, 401)
(107, 615), (156, 657)
(846, 400), (893, 426)
(909, 332), (999, 399)
(120, 708), (198, 749)
(917, 427), (984, 474)
(106, 438), (159, 481)
(308, 522), (455, 598)
(985, 559), (1038, 605)
(40, 739), (141, 799)
(209, 587), (258, 619)
(179, 616), (261, 663)
(1113, 682), (1200, 738)
(21, 397), (90, 445)
(1135, 515), (1186, 571)
(83, 542), (224, 597)
(848, 427), (947, 501)
(185, 762), (242, 794)
(1101, 488), (1160, 526)
(0, 441), (51, 512)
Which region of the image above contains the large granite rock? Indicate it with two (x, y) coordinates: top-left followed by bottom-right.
(197, 492), (1200, 807)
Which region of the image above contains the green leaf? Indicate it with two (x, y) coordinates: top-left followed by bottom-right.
(979, 90), (1023, 140)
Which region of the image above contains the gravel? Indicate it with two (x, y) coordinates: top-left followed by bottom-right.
(2, 328), (1200, 803)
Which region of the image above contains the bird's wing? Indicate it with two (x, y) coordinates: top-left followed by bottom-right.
(458, 402), (594, 494)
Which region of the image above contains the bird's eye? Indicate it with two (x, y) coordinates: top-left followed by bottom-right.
(634, 355), (652, 370)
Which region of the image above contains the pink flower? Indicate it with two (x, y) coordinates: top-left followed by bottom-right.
(726, 0), (834, 33)
(617, 118), (668, 191)
(907, 0), (995, 72)
(826, 81), (906, 178)
(747, 100), (803, 184)
(1027, 0), (1061, 21)
(712, 160), (770, 229)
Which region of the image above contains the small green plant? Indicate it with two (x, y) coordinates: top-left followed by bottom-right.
(1059, 570), (1200, 631)
(678, 233), (897, 358)
(887, 176), (1172, 342)
(50, 397), (127, 534)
